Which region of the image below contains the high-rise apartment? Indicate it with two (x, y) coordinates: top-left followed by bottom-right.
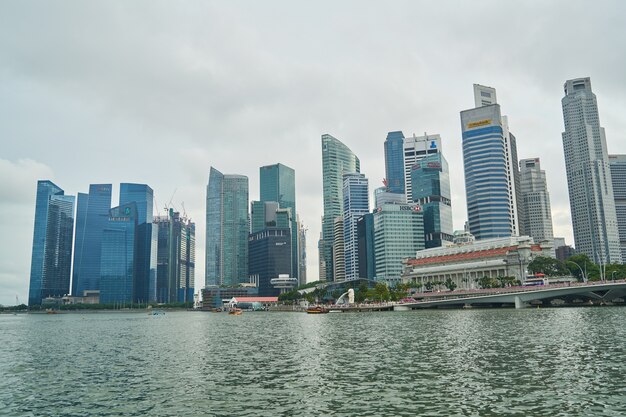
(321, 134), (360, 281)
(384, 131), (405, 194)
(259, 163), (299, 279)
(28, 180), (75, 305)
(72, 184), (111, 296)
(561, 78), (622, 264)
(342, 172), (369, 281)
(460, 84), (522, 240)
(403, 134), (441, 203)
(411, 153), (453, 248)
(119, 183), (157, 303)
(206, 167), (249, 286)
(609, 155), (626, 262)
(519, 158), (554, 242)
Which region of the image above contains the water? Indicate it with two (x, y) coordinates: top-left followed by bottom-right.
(2, 308), (626, 416)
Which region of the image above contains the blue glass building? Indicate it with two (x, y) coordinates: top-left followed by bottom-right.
(119, 183), (157, 303)
(205, 167), (249, 287)
(72, 184), (112, 296)
(460, 104), (512, 240)
(100, 202), (138, 304)
(384, 131), (405, 194)
(28, 180), (75, 305)
(259, 163), (299, 279)
(411, 153), (454, 248)
(357, 213), (375, 279)
(343, 172), (369, 281)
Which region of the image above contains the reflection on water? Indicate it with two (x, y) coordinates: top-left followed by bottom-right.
(1, 308), (626, 416)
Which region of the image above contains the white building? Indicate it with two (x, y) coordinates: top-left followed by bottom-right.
(519, 158), (554, 242)
(561, 78), (622, 264)
(403, 133), (441, 203)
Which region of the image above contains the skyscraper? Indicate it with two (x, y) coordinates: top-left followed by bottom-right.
(357, 213), (375, 280)
(609, 155), (626, 262)
(321, 134), (360, 281)
(119, 183), (157, 303)
(296, 216), (307, 287)
(72, 184), (111, 296)
(154, 209), (195, 303)
(561, 78), (621, 265)
(332, 217), (346, 282)
(374, 203), (424, 284)
(460, 84), (522, 240)
(403, 133), (441, 203)
(249, 228), (291, 296)
(206, 167), (249, 287)
(411, 153), (453, 248)
(100, 202), (138, 304)
(28, 180), (75, 305)
(342, 172), (370, 281)
(384, 131), (405, 194)
(260, 163), (299, 279)
(519, 158), (554, 242)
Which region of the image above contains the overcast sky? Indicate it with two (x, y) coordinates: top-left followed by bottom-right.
(1, 1), (626, 306)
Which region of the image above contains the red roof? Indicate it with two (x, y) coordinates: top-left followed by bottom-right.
(232, 297), (278, 303)
(407, 244), (544, 267)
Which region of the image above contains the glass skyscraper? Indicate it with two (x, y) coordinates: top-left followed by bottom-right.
(205, 167), (249, 287)
(260, 163), (298, 279)
(248, 229), (291, 296)
(561, 77), (622, 265)
(99, 202), (137, 304)
(411, 153), (453, 248)
(384, 131), (405, 194)
(28, 180), (75, 305)
(321, 134), (360, 282)
(403, 134), (441, 203)
(357, 213), (375, 280)
(342, 172), (369, 281)
(72, 184), (112, 296)
(119, 183), (157, 303)
(609, 155), (626, 262)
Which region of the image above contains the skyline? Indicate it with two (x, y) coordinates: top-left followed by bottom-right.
(3, 2), (626, 305)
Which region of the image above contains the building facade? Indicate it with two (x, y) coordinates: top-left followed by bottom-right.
(332, 217), (346, 282)
(72, 183), (111, 296)
(297, 216), (307, 287)
(321, 134), (360, 281)
(374, 203), (424, 284)
(460, 84), (522, 240)
(248, 229), (291, 296)
(609, 154), (626, 262)
(403, 133), (441, 203)
(561, 78), (622, 264)
(357, 213), (375, 280)
(411, 152), (453, 248)
(99, 203), (138, 304)
(519, 158), (554, 242)
(384, 131), (405, 194)
(28, 180), (75, 305)
(206, 167), (249, 287)
(342, 173), (369, 281)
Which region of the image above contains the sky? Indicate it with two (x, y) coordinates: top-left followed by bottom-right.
(1, 1), (626, 306)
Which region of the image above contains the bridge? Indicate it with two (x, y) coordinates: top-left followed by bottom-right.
(393, 281), (626, 310)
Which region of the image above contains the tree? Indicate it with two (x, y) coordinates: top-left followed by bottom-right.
(444, 278), (457, 291)
(477, 276), (499, 289)
(527, 256), (569, 276)
(565, 254), (600, 281)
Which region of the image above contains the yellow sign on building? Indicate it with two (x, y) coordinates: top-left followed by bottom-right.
(467, 119), (492, 129)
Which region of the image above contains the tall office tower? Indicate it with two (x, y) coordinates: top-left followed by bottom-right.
(403, 133), (441, 203)
(154, 209), (196, 303)
(119, 183), (157, 303)
(374, 187), (405, 208)
(318, 232), (326, 281)
(249, 229), (291, 296)
(374, 203), (424, 283)
(342, 173), (370, 281)
(28, 180), (75, 305)
(259, 163), (299, 279)
(460, 84), (522, 240)
(384, 131), (405, 194)
(206, 167), (249, 286)
(99, 202), (138, 304)
(519, 158), (554, 242)
(297, 216), (307, 287)
(321, 134), (360, 281)
(411, 153), (453, 248)
(561, 78), (622, 264)
(332, 217), (346, 282)
(357, 213), (375, 280)
(250, 201), (280, 233)
(72, 184), (111, 296)
(609, 155), (626, 261)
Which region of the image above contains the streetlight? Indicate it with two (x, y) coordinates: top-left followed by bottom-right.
(611, 271), (617, 281)
(566, 260), (587, 283)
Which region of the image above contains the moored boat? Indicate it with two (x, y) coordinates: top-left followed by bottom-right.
(306, 306), (328, 314)
(228, 308), (243, 315)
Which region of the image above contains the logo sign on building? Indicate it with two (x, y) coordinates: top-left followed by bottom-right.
(429, 140), (437, 149)
(467, 119), (492, 129)
(426, 162), (441, 169)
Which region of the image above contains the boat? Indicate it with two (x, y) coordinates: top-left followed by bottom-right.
(46, 309), (61, 314)
(306, 306), (329, 314)
(228, 308), (243, 315)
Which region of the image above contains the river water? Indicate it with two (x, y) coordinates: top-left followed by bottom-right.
(1, 308), (626, 416)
